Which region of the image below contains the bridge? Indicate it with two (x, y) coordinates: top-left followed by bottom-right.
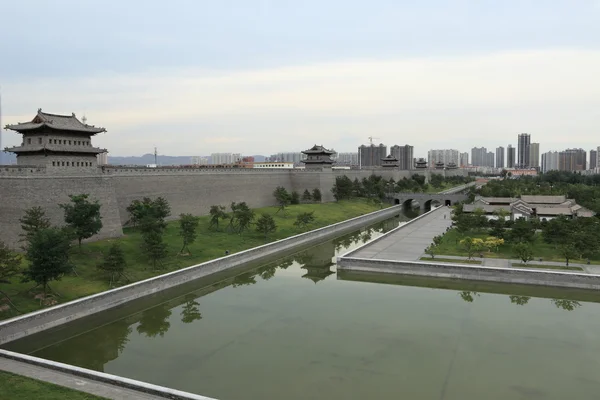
(392, 182), (473, 212)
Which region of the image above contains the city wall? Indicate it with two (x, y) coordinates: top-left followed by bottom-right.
(0, 167), (467, 248)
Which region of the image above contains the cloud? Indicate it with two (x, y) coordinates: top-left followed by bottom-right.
(2, 48), (600, 156)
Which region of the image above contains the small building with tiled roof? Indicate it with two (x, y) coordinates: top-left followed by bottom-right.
(381, 154), (399, 168)
(463, 195), (595, 220)
(4, 109), (107, 172)
(301, 144), (335, 170)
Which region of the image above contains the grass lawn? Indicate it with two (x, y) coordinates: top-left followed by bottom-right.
(511, 263), (584, 272)
(0, 371), (106, 400)
(419, 257), (482, 264)
(433, 228), (600, 265)
(0, 200), (387, 320)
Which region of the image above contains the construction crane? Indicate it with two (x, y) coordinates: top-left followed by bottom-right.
(367, 136), (380, 145)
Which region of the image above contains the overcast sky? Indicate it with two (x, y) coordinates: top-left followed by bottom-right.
(1, 0), (599, 158)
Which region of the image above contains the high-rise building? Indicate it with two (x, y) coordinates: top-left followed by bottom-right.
(518, 133), (531, 168)
(427, 149), (459, 168)
(589, 149), (597, 170)
(335, 152), (359, 166)
(210, 153), (241, 165)
(459, 152), (469, 167)
(390, 145), (414, 170)
(541, 151), (559, 173)
(528, 143), (540, 169)
(559, 148), (587, 172)
(486, 152), (495, 168)
(471, 147), (488, 167)
(359, 144), (387, 167)
(507, 145), (516, 168)
(190, 156), (209, 165)
(495, 147), (505, 168)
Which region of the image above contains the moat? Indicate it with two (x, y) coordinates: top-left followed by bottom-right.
(5, 216), (600, 400)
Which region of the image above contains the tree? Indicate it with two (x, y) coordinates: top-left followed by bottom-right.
(181, 295), (202, 323)
(23, 228), (73, 296)
(273, 186), (291, 213)
(460, 237), (484, 260)
(137, 305), (172, 337)
(178, 213), (200, 255)
(424, 244), (437, 259)
(294, 211), (316, 229)
(559, 244), (578, 266)
(140, 217), (168, 269)
(302, 189), (312, 202)
(60, 194), (103, 248)
(509, 295), (530, 306)
(255, 214), (277, 239)
(432, 235), (443, 247)
(290, 190), (300, 205)
(97, 242), (128, 287)
(19, 207), (51, 249)
(126, 197), (171, 228)
(312, 188), (322, 202)
(0, 241), (22, 311)
(430, 174), (444, 189)
(508, 218), (535, 243)
(551, 299), (581, 311)
(459, 291), (479, 302)
(513, 242), (533, 264)
(234, 203), (255, 234)
(208, 205), (228, 231)
(483, 237), (504, 253)
(332, 176), (354, 201)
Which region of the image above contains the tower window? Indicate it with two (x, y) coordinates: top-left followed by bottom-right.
(59, 140), (62, 145)
(27, 138), (31, 144)
(38, 138), (42, 144)
(69, 140), (72, 145)
(52, 161), (55, 166)
(62, 161), (65, 166)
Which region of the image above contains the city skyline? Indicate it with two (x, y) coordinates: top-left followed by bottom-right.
(1, 1), (600, 156)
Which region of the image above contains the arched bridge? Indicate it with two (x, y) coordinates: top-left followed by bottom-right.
(393, 193), (468, 212)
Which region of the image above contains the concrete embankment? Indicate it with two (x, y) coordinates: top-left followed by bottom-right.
(0, 204), (402, 346)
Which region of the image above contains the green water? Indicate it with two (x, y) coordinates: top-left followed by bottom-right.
(6, 217), (600, 400)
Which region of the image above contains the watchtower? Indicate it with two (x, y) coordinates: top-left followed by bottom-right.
(301, 144), (335, 170)
(4, 109), (107, 172)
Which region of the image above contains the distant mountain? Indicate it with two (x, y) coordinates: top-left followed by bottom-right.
(108, 154), (267, 166)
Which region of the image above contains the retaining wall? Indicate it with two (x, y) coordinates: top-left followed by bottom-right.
(336, 258), (600, 290)
(0, 205), (402, 345)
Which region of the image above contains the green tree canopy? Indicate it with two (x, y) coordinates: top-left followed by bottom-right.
(331, 176), (353, 201)
(255, 214), (277, 239)
(312, 188), (322, 202)
(23, 228), (74, 295)
(60, 194), (103, 248)
(290, 190), (300, 205)
(208, 205), (228, 230)
(97, 242), (128, 286)
(273, 186), (291, 213)
(19, 206), (51, 249)
(302, 189), (312, 201)
(513, 242), (534, 264)
(179, 213), (200, 255)
(294, 211), (316, 229)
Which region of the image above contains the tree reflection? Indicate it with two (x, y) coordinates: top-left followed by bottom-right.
(180, 294), (202, 324)
(278, 259), (294, 270)
(232, 271), (257, 287)
(551, 299), (581, 311)
(459, 291), (479, 302)
(136, 305), (172, 338)
(509, 295), (531, 306)
(258, 265), (277, 281)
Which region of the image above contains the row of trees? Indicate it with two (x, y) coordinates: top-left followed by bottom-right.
(273, 187), (322, 213)
(331, 174), (474, 202)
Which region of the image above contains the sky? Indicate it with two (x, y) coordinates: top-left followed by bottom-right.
(1, 0), (599, 158)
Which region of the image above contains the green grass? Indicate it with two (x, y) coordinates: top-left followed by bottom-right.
(433, 228), (600, 265)
(0, 371), (106, 399)
(0, 200), (386, 319)
(511, 263), (584, 271)
(420, 257), (482, 265)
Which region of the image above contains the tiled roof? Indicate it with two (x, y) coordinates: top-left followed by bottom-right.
(6, 145), (107, 154)
(302, 144), (335, 155)
(463, 204), (512, 213)
(536, 207), (573, 216)
(5, 109), (106, 134)
(381, 154), (398, 161)
(520, 195), (566, 204)
(478, 197), (517, 204)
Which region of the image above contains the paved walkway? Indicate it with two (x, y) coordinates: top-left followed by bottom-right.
(425, 254), (599, 274)
(350, 206), (453, 261)
(0, 357), (180, 400)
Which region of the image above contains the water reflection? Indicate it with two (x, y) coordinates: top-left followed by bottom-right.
(181, 294), (202, 324)
(551, 299), (581, 311)
(509, 295), (531, 306)
(136, 305), (171, 338)
(457, 291), (581, 311)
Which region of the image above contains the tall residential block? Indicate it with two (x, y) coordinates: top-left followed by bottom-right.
(590, 149), (598, 170)
(335, 152), (359, 166)
(390, 144), (414, 170)
(459, 152), (469, 167)
(358, 143), (387, 167)
(507, 145), (516, 168)
(486, 152), (495, 168)
(541, 151), (559, 173)
(495, 146), (505, 168)
(427, 149), (459, 168)
(528, 143), (540, 169)
(471, 147), (488, 167)
(559, 148), (587, 171)
(518, 133), (531, 168)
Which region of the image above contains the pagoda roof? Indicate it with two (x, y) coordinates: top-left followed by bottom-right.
(302, 144), (335, 155)
(5, 109), (106, 135)
(381, 154), (398, 161)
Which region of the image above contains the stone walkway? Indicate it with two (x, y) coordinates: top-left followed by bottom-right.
(349, 206), (453, 261)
